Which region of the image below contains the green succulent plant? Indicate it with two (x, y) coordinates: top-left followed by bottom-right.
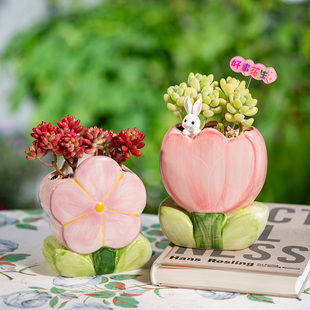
(217, 77), (258, 131)
(164, 73), (258, 135)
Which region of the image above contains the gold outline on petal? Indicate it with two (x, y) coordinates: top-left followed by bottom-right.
(73, 179), (96, 203)
(101, 212), (104, 247)
(108, 209), (139, 217)
(101, 172), (124, 204)
(63, 210), (96, 227)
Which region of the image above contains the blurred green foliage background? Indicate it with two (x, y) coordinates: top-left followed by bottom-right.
(1, 0), (310, 212)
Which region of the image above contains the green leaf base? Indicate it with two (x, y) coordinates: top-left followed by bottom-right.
(42, 233), (152, 277)
(159, 197), (269, 250)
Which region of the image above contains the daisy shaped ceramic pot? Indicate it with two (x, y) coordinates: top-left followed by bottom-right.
(159, 123), (269, 250)
(39, 156), (152, 277)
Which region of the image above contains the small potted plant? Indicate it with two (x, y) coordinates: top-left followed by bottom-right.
(25, 115), (152, 277)
(159, 71), (270, 250)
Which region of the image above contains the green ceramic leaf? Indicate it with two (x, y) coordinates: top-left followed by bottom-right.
(92, 247), (119, 275)
(189, 212), (226, 248)
(158, 198), (269, 250)
(158, 197), (196, 248)
(54, 250), (95, 277)
(114, 233), (152, 273)
(42, 235), (95, 277)
(222, 202), (269, 250)
(43, 233), (151, 277)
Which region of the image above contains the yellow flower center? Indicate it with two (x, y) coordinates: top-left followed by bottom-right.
(96, 202), (105, 213)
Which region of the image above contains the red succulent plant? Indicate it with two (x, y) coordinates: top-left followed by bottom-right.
(112, 128), (146, 160)
(82, 127), (115, 155)
(25, 115), (146, 177)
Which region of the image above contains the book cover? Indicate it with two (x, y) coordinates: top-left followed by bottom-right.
(151, 203), (310, 297)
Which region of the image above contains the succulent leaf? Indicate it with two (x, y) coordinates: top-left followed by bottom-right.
(244, 107), (258, 116)
(203, 110), (214, 118)
(241, 118), (254, 127)
(176, 96), (185, 107)
(190, 77), (201, 92)
(227, 103), (236, 114)
(167, 103), (177, 111)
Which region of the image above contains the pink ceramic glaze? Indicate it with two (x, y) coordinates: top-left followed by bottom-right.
(160, 124), (267, 213)
(39, 156), (146, 254)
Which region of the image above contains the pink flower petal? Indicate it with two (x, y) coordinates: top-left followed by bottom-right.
(39, 170), (67, 216)
(51, 179), (96, 224)
(224, 136), (255, 208)
(49, 216), (65, 245)
(74, 156), (123, 203)
(104, 173), (146, 215)
(102, 211), (141, 249)
(62, 212), (103, 254)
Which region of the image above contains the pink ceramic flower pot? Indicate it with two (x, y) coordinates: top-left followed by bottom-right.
(39, 156), (147, 254)
(160, 124), (267, 213)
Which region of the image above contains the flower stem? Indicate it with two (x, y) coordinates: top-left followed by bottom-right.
(238, 123), (243, 135)
(53, 152), (57, 163)
(180, 110), (184, 121)
(36, 157), (53, 167)
(246, 76), (253, 89)
(72, 157), (78, 172)
(64, 157), (72, 168)
(200, 117), (206, 130)
(223, 125), (228, 136)
(65, 157), (80, 173)
(52, 161), (66, 178)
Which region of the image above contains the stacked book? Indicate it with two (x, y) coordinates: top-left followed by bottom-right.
(151, 203), (310, 297)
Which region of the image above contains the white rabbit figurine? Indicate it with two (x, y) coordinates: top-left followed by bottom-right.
(182, 96), (202, 137)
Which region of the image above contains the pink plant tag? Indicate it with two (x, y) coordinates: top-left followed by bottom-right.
(230, 56), (277, 84)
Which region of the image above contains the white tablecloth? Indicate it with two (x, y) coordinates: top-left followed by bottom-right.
(0, 209), (309, 309)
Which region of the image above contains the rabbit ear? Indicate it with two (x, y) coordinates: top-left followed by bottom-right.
(184, 96), (192, 114)
(192, 98), (202, 116)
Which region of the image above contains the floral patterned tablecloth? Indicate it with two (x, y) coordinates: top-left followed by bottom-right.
(1, 209), (310, 310)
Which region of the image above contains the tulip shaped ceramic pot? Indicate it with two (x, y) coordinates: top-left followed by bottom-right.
(159, 123), (269, 250)
(39, 156), (152, 277)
